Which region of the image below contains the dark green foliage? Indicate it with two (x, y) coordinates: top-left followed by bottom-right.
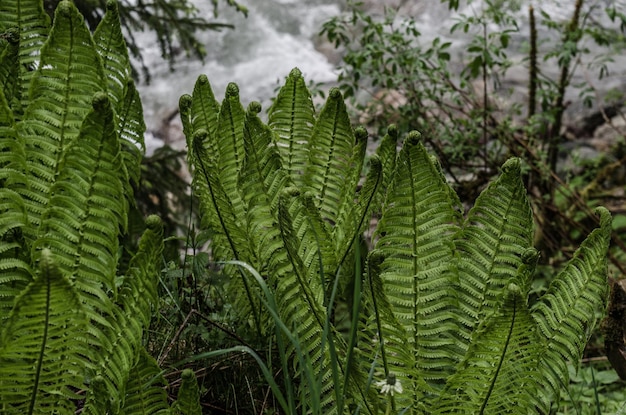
(183, 69), (612, 414)
(0, 0), (614, 412)
(456, 158), (534, 332)
(431, 282), (542, 414)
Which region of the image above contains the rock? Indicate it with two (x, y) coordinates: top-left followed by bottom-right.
(593, 113), (626, 152)
(312, 34), (345, 66)
(358, 89), (407, 127)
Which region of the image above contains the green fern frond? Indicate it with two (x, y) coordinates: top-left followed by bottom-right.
(0, 0), (50, 107)
(373, 132), (463, 395)
(93, 0), (131, 109)
(298, 193), (339, 299)
(119, 214), (163, 324)
(118, 349), (170, 415)
(191, 125), (257, 323)
(335, 154), (382, 272)
(82, 216), (164, 414)
(531, 207), (611, 411)
(370, 124), (399, 217)
(0, 248), (87, 415)
(117, 79), (145, 187)
(330, 155), (383, 315)
(0, 83), (26, 181)
(333, 126), (368, 251)
(94, 2), (145, 192)
(276, 188), (338, 412)
(181, 90), (230, 268)
(171, 369), (202, 415)
(276, 189), (326, 316)
(180, 91), (227, 254)
(17, 0), (106, 231)
(187, 83), (251, 269)
(215, 83), (247, 222)
(0, 29), (22, 117)
(0, 188), (32, 320)
(268, 67), (315, 187)
(354, 250), (408, 411)
(83, 304), (141, 413)
(35, 92), (127, 300)
(304, 87), (356, 229)
(30, 93), (128, 390)
(456, 157), (534, 336)
(239, 102), (291, 269)
(179, 93), (193, 151)
(190, 74), (220, 150)
(191, 129), (248, 262)
(432, 282), (541, 414)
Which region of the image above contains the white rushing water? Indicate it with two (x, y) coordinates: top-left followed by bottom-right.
(136, 0), (341, 153)
(135, 0), (626, 154)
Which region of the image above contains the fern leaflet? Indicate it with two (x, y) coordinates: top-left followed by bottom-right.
(17, 1), (106, 232)
(268, 67), (315, 187)
(531, 207), (611, 411)
(373, 132), (463, 401)
(304, 88), (356, 230)
(0, 0), (50, 107)
(456, 157), (534, 337)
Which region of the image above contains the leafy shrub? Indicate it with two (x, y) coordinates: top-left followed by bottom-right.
(320, 0), (626, 266)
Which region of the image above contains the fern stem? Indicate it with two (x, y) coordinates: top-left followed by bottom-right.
(478, 292), (518, 415)
(323, 265), (344, 413)
(192, 132), (262, 334)
(343, 237), (362, 401)
(29, 256), (52, 415)
(368, 253), (389, 376)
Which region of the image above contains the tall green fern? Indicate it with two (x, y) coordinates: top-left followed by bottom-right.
(368, 131), (464, 406)
(181, 69), (389, 413)
(17, 1), (107, 233)
(268, 68), (315, 188)
(456, 157), (534, 335)
(184, 70), (613, 414)
(531, 207), (611, 412)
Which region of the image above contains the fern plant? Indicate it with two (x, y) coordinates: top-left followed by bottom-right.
(182, 69), (612, 414)
(0, 1), (200, 413)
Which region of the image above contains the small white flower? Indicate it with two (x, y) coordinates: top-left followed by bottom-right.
(375, 373), (403, 396)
